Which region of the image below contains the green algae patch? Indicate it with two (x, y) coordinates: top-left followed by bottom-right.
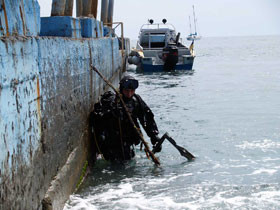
(76, 160), (88, 190)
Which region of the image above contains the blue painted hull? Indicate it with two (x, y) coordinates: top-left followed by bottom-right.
(138, 63), (194, 73)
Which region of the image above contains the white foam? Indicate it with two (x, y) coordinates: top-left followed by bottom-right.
(63, 195), (97, 210)
(236, 139), (280, 150)
(204, 191), (248, 207)
(251, 190), (280, 204)
(165, 173), (193, 182)
(100, 183), (134, 200)
(252, 168), (277, 175)
(65, 182), (280, 209)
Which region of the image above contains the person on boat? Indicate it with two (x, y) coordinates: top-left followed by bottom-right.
(91, 75), (161, 161)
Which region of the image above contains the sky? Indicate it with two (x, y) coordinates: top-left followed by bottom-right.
(38, 0), (280, 39)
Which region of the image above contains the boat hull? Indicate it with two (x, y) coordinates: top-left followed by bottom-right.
(187, 36), (201, 41)
(137, 62), (194, 73)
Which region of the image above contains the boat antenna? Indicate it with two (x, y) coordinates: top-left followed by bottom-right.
(188, 16), (192, 35)
(192, 5), (197, 35)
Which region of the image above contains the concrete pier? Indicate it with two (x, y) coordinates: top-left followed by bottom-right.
(0, 0), (127, 209)
(0, 35), (122, 210)
(0, 0), (40, 36)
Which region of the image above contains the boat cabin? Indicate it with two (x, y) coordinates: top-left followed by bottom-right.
(137, 23), (177, 49)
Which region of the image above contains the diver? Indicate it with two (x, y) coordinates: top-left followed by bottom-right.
(91, 75), (161, 161)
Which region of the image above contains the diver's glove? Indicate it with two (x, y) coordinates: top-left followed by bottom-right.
(151, 135), (162, 153)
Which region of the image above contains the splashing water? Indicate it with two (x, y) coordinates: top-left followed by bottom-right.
(64, 36), (280, 210)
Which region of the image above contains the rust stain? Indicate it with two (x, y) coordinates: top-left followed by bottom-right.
(15, 91), (20, 113)
(95, 27), (98, 38)
(73, 19), (76, 38)
(29, 136), (33, 160)
(0, 13), (4, 34)
(88, 41), (93, 107)
(36, 78), (40, 107)
(99, 22), (102, 37)
(2, 0), (9, 36)
(36, 77), (42, 136)
(91, 0), (98, 18)
(19, 4), (26, 36)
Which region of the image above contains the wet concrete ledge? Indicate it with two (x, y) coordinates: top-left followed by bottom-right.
(0, 36), (122, 210)
(42, 69), (121, 210)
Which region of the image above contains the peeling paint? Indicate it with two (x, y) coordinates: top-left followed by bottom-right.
(0, 3), (126, 209)
(19, 5), (26, 36)
(0, 35), (123, 210)
(73, 18), (77, 38)
(0, 0), (40, 37)
(2, 0), (9, 36)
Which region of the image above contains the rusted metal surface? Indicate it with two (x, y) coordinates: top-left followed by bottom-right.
(51, 0), (74, 16)
(91, 0), (98, 18)
(2, 0), (10, 36)
(64, 0), (74, 16)
(76, 0), (98, 18)
(51, 0), (66, 16)
(107, 0), (114, 27)
(19, 4), (26, 35)
(101, 0), (108, 24)
(82, 0), (93, 16)
(0, 35), (122, 210)
(0, 0), (40, 37)
(76, 0), (82, 17)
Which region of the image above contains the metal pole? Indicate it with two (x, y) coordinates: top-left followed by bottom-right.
(82, 0), (92, 16)
(51, 0), (66, 16)
(107, 0), (114, 27)
(76, 0), (83, 17)
(64, 0), (73, 16)
(192, 5), (197, 35)
(91, 0), (98, 18)
(101, 0), (108, 24)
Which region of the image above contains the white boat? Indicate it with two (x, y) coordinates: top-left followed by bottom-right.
(128, 19), (195, 72)
(187, 5), (201, 41)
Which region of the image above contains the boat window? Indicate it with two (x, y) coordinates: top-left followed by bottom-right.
(140, 33), (166, 48)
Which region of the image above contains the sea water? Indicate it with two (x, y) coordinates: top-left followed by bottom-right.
(64, 35), (280, 210)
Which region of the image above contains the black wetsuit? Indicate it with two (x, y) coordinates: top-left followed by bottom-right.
(91, 91), (159, 161)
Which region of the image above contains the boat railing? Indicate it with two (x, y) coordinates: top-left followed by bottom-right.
(139, 23), (176, 32)
(136, 41), (143, 51)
